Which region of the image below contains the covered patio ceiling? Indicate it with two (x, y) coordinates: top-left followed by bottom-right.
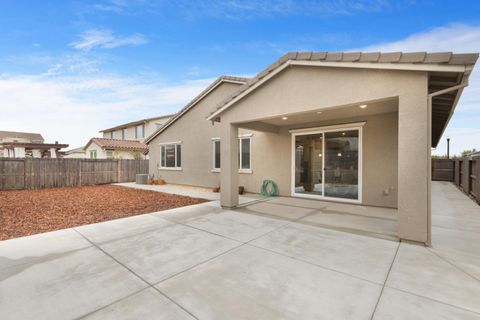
(235, 68), (466, 148)
(236, 98), (398, 133)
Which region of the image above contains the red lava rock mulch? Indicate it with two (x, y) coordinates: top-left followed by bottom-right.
(0, 185), (207, 241)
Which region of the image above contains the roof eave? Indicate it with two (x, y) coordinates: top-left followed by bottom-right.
(145, 76), (248, 144)
(206, 60), (470, 121)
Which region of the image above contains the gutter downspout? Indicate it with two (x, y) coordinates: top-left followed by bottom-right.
(426, 74), (470, 245)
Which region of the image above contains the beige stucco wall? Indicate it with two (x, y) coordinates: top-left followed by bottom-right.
(148, 82), (245, 186)
(233, 112), (398, 208)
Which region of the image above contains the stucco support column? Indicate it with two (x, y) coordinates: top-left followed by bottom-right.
(220, 123), (239, 208)
(398, 92), (430, 244)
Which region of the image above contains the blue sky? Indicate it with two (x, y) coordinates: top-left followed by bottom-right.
(0, 0), (479, 155)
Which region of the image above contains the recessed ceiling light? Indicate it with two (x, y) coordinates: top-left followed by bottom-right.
(316, 111), (322, 114)
(359, 104), (367, 109)
(282, 116), (288, 120)
(342, 132), (346, 136)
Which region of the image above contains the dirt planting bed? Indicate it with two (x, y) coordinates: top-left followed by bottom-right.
(0, 185), (207, 241)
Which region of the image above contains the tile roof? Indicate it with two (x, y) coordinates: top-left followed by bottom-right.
(207, 51), (479, 120)
(0, 130), (44, 143)
(145, 75), (249, 144)
(88, 138), (148, 151)
(65, 147), (85, 154)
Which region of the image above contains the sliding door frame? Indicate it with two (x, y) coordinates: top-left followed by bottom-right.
(290, 122), (365, 204)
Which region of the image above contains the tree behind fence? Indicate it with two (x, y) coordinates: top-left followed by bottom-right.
(0, 158), (148, 190)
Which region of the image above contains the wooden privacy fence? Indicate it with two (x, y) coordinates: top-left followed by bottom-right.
(432, 159), (455, 181)
(0, 158), (148, 190)
(454, 156), (479, 204)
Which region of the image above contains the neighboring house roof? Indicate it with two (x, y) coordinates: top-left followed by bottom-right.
(145, 75), (249, 144)
(0, 130), (44, 143)
(466, 150), (480, 158)
(86, 138), (148, 152)
(0, 142), (68, 149)
(100, 113), (176, 133)
(206, 51), (478, 147)
(65, 147), (85, 154)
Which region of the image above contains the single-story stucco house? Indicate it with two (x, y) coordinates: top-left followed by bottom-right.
(146, 51), (478, 244)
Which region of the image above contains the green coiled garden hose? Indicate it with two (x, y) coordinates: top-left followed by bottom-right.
(261, 179), (279, 197)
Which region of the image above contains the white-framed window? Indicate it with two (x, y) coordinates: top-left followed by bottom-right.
(212, 138), (220, 171)
(135, 124), (145, 139)
(106, 150), (113, 159)
(122, 128), (127, 140)
(239, 136), (251, 172)
(109, 132), (113, 139)
(160, 142), (182, 170)
(90, 150), (97, 159)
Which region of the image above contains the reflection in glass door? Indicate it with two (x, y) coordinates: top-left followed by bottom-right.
(294, 134), (323, 196)
(292, 127), (361, 202)
(324, 130), (359, 200)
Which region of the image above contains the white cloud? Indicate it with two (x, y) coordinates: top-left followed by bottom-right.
(71, 29), (148, 51)
(357, 23), (480, 156)
(0, 73), (214, 149)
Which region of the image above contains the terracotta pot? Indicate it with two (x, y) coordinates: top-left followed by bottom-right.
(238, 186), (245, 195)
(147, 180), (153, 185)
(156, 179), (166, 185)
(213, 186), (220, 193)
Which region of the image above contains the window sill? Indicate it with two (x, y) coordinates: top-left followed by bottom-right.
(210, 169), (252, 174)
(159, 167), (182, 171)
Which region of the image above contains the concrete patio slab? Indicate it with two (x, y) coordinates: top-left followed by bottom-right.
(83, 287), (195, 320)
(239, 201), (317, 220)
(0, 228), (91, 270)
(431, 226), (480, 256)
(386, 243), (480, 314)
(116, 182), (264, 205)
(373, 287), (480, 320)
(297, 210), (398, 239)
(429, 248), (480, 281)
(0, 181), (478, 320)
(157, 245), (382, 320)
(151, 202), (225, 223)
(251, 222), (399, 284)
(0, 246), (147, 320)
(75, 213), (173, 244)
(97, 223), (241, 284)
(432, 214), (480, 233)
(184, 210), (288, 242)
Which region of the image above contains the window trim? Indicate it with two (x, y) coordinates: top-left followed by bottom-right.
(159, 141), (182, 170)
(90, 150), (97, 159)
(135, 124), (145, 139)
(238, 136), (252, 174)
(106, 150), (113, 159)
(212, 138), (221, 172)
(122, 128), (127, 140)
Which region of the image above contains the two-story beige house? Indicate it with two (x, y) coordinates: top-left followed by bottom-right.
(100, 114), (174, 142)
(79, 114), (174, 159)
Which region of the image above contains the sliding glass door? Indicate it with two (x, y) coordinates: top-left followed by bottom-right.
(292, 126), (361, 202)
(294, 133), (323, 196)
